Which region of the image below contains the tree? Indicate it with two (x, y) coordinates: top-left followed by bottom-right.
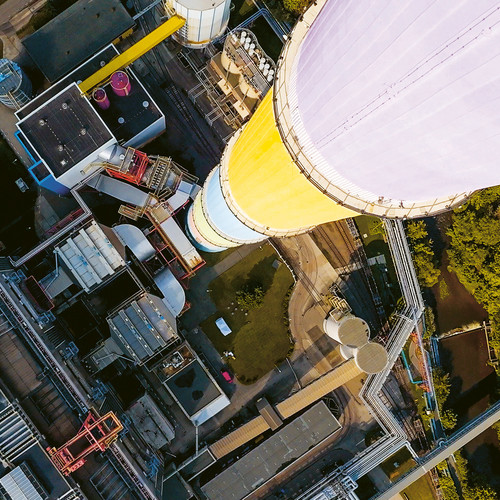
(406, 220), (441, 288)
(432, 368), (458, 431)
(423, 306), (436, 340)
(283, 0), (309, 14)
(407, 220), (428, 240)
(447, 186), (500, 366)
(236, 284), (264, 309)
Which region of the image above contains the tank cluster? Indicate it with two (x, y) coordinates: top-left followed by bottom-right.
(220, 30), (275, 99)
(323, 312), (388, 374)
(91, 70), (132, 110)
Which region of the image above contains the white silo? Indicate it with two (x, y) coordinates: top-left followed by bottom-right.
(354, 342), (388, 375)
(164, 0), (231, 48)
(0, 59), (32, 110)
(323, 313), (370, 348)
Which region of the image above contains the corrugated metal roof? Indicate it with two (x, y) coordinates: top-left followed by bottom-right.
(108, 293), (177, 363)
(209, 415), (270, 460)
(275, 359), (361, 419)
(55, 221), (124, 292)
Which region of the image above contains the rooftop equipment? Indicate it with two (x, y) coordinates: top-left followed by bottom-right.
(92, 88), (110, 110)
(110, 71), (131, 96)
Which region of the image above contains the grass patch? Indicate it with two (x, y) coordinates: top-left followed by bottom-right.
(200, 243), (294, 384)
(401, 475), (436, 500)
(380, 448), (416, 481)
(439, 277), (450, 300)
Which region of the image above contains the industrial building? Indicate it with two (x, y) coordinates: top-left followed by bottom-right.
(0, 386), (81, 499)
(15, 44), (165, 194)
(156, 344), (230, 426)
(22, 0), (135, 83)
(187, 0), (500, 251)
(201, 402), (341, 500)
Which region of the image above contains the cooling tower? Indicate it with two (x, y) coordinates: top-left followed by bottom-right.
(187, 0), (500, 251)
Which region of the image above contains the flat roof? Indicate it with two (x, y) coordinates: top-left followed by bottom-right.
(201, 402), (341, 500)
(165, 360), (222, 417)
(22, 0), (134, 82)
(17, 45), (118, 120)
(17, 84), (113, 177)
(89, 74), (163, 143)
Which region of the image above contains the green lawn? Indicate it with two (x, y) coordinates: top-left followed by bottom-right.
(380, 448), (416, 481)
(401, 475), (436, 500)
(200, 243), (294, 384)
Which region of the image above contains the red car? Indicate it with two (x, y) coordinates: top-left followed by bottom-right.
(221, 368), (234, 383)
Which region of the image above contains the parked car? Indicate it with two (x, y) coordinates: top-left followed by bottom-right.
(220, 368), (234, 383)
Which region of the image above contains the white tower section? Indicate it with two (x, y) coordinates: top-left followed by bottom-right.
(281, 0), (500, 215)
(164, 0), (231, 48)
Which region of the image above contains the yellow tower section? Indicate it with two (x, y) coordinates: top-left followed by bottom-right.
(220, 90), (357, 236)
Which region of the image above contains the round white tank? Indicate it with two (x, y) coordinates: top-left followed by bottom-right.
(323, 314), (370, 348)
(354, 342), (388, 374)
(339, 344), (354, 361)
(238, 75), (260, 99)
(166, 0), (231, 48)
(0, 59), (32, 110)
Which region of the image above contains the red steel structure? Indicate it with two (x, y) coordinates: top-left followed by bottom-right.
(107, 148), (149, 185)
(47, 411), (123, 475)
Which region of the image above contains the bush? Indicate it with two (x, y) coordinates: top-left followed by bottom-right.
(283, 0), (309, 14)
(433, 368), (458, 431)
(406, 220), (441, 288)
(423, 307), (436, 340)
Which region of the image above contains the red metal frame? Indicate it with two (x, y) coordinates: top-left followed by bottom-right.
(107, 149), (149, 185)
(47, 411), (123, 475)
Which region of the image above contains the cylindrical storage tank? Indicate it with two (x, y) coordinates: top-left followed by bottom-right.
(0, 59), (32, 110)
(165, 0), (231, 49)
(354, 342), (388, 374)
(110, 71), (131, 96)
(238, 75), (260, 99)
(92, 88), (110, 110)
(220, 49), (240, 75)
(323, 314), (370, 348)
(339, 344), (354, 361)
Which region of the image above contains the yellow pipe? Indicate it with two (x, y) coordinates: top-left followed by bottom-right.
(78, 15), (185, 94)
